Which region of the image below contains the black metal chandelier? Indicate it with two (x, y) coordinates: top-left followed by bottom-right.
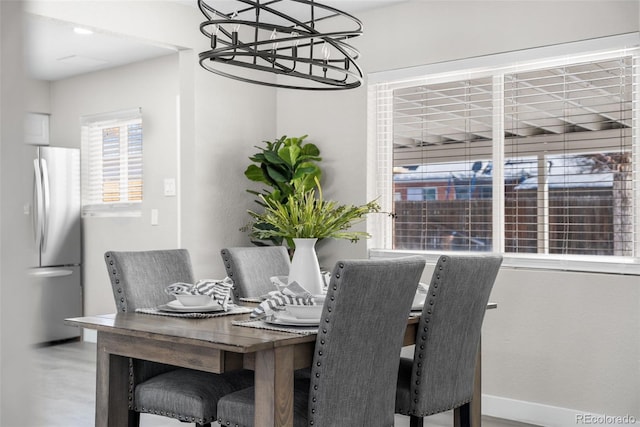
(198, 0), (363, 90)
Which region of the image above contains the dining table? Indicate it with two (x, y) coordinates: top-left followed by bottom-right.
(65, 303), (496, 427)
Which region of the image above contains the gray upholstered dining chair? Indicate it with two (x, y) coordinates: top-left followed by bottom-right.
(104, 249), (253, 427)
(395, 254), (503, 427)
(216, 256), (427, 427)
(220, 246), (291, 300)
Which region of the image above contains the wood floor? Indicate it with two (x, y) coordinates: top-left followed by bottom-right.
(32, 340), (537, 427)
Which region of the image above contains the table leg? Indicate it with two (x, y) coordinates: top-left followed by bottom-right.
(96, 333), (132, 427)
(453, 338), (482, 427)
(254, 346), (295, 427)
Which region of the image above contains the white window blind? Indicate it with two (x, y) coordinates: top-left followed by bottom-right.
(81, 108), (143, 217)
(393, 78), (495, 251)
(504, 57), (634, 256)
(371, 38), (640, 261)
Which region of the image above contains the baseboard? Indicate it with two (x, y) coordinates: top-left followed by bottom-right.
(82, 328), (97, 343)
(483, 395), (639, 426)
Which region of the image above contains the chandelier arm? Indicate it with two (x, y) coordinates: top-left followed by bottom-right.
(200, 48), (361, 82)
(201, 22), (360, 50)
(202, 20), (361, 66)
(204, 41), (360, 76)
(199, 55), (361, 90)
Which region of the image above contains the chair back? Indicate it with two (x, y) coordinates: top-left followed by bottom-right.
(309, 256), (426, 427)
(403, 254), (502, 416)
(220, 246), (290, 299)
(104, 249), (195, 312)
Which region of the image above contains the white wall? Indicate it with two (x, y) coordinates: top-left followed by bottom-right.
(484, 268), (639, 421)
(188, 64), (277, 276)
(25, 77), (49, 114)
(1, 2), (33, 424)
(277, 0), (640, 423)
(50, 55), (183, 315)
(359, 1), (639, 73)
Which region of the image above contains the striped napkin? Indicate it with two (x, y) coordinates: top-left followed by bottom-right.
(165, 277), (234, 310)
(251, 281), (315, 318)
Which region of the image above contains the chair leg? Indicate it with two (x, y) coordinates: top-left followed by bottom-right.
(453, 402), (471, 427)
(410, 415), (424, 427)
(128, 410), (140, 427)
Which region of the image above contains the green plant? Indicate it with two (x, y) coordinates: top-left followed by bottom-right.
(244, 135), (322, 205)
(248, 180), (380, 249)
(244, 135), (323, 246)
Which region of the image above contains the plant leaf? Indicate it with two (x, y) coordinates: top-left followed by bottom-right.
(266, 165), (289, 183)
(279, 145), (301, 166)
(245, 164), (267, 183)
(300, 143), (320, 157)
(292, 165), (319, 180)
(264, 150), (286, 165)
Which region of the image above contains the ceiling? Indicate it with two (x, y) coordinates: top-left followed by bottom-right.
(24, 13), (177, 81)
(25, 0), (405, 82)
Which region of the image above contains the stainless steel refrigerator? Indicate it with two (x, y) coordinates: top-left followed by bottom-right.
(28, 146), (82, 344)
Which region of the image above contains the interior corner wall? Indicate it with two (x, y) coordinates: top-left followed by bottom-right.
(188, 65), (278, 279)
(275, 0), (640, 422)
(275, 88), (371, 270)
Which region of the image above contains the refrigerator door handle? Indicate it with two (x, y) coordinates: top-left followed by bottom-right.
(33, 158), (44, 249)
(28, 268), (75, 278)
(40, 158), (51, 251)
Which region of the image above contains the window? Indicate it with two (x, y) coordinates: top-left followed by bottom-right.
(81, 108), (143, 216)
(406, 187), (437, 201)
(369, 34), (640, 267)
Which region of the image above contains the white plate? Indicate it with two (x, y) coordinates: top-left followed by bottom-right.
(265, 312), (320, 326)
(158, 299), (225, 313)
(258, 293), (326, 302)
(284, 304), (323, 319)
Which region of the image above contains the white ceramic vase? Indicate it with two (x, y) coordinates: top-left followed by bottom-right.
(287, 238), (325, 295)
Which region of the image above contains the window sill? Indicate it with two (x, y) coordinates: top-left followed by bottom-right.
(368, 249), (640, 276)
(82, 205), (142, 218)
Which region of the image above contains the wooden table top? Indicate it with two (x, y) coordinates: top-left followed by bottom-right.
(65, 303), (494, 355)
(65, 312), (319, 354)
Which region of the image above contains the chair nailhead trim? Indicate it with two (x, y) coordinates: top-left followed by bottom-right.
(308, 261), (344, 423)
(410, 255), (448, 413)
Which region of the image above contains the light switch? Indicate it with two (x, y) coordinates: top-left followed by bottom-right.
(164, 178), (176, 196)
(151, 209), (159, 226)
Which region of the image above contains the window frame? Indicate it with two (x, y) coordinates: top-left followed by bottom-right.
(367, 33), (640, 275)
